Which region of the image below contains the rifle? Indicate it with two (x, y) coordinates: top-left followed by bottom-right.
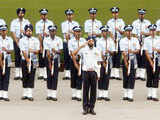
(127, 40), (131, 76)
(2, 52), (6, 75)
(152, 40), (156, 73)
(51, 52), (55, 76)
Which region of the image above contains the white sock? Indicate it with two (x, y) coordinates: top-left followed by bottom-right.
(98, 90), (103, 98)
(39, 68), (43, 77)
(76, 90), (81, 98)
(15, 68), (20, 77)
(23, 88), (27, 97)
(147, 88), (152, 97)
(140, 68), (146, 79)
(27, 88), (33, 98)
(47, 89), (51, 97)
(123, 89), (128, 98)
(152, 88), (157, 98)
(103, 90), (109, 98)
(115, 68), (120, 78)
(110, 68), (115, 77)
(72, 89), (76, 97)
(51, 90), (57, 98)
(43, 67), (47, 79)
(19, 68), (22, 78)
(3, 91), (8, 98)
(128, 89), (133, 99)
(65, 70), (70, 78)
(0, 91), (2, 98)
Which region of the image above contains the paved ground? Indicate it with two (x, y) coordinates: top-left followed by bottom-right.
(0, 68), (160, 120)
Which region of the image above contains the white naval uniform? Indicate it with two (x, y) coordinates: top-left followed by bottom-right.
(10, 18), (30, 78)
(68, 37), (86, 98)
(84, 19), (102, 38)
(120, 37), (140, 99)
(61, 20), (79, 78)
(96, 37), (115, 98)
(107, 18), (125, 78)
(19, 36), (40, 98)
(0, 36), (13, 99)
(44, 35), (63, 98)
(35, 19), (54, 79)
(132, 19), (151, 79)
(143, 36), (160, 99)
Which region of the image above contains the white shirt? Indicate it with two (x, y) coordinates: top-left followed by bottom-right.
(84, 19), (102, 35)
(19, 36), (40, 60)
(68, 37), (86, 54)
(10, 18), (30, 39)
(156, 19), (160, 31)
(96, 37), (115, 56)
(143, 36), (160, 57)
(79, 46), (101, 71)
(107, 18), (125, 39)
(61, 20), (79, 39)
(0, 36), (14, 66)
(132, 19), (151, 38)
(35, 19), (54, 35)
(0, 19), (6, 26)
(120, 37), (140, 58)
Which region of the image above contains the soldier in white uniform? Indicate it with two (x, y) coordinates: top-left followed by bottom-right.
(73, 38), (101, 115)
(84, 8), (102, 46)
(96, 26), (115, 101)
(143, 24), (160, 101)
(0, 25), (13, 101)
(19, 24), (40, 101)
(107, 7), (125, 80)
(10, 8), (30, 80)
(132, 9), (151, 81)
(35, 8), (54, 80)
(120, 25), (140, 102)
(44, 25), (63, 101)
(61, 9), (79, 80)
(68, 26), (86, 101)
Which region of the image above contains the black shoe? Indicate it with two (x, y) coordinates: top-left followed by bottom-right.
(46, 97), (52, 100)
(76, 98), (81, 101)
(123, 97), (128, 101)
(28, 97), (34, 101)
(152, 98), (159, 101)
(21, 96), (28, 100)
(115, 77), (122, 80)
(38, 76), (43, 80)
(0, 97), (3, 100)
(89, 109), (96, 115)
(140, 78), (145, 81)
(97, 97), (103, 101)
(82, 110), (88, 115)
(51, 97), (58, 101)
(3, 98), (10, 101)
(147, 97), (152, 100)
(14, 77), (20, 80)
(110, 77), (115, 79)
(44, 78), (47, 81)
(72, 97), (77, 100)
(103, 97), (111, 101)
(128, 98), (134, 102)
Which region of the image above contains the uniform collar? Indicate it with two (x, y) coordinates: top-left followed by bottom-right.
(40, 19), (49, 23)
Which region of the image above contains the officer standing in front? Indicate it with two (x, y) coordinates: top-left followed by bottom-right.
(0, 25), (14, 101)
(44, 25), (63, 101)
(143, 24), (160, 101)
(61, 9), (79, 80)
(10, 8), (30, 80)
(35, 8), (54, 80)
(120, 25), (140, 102)
(96, 26), (115, 101)
(73, 38), (101, 115)
(19, 24), (40, 101)
(107, 7), (125, 80)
